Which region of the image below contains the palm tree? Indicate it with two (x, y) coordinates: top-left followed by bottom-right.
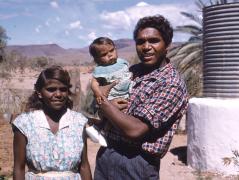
(168, 0), (237, 97)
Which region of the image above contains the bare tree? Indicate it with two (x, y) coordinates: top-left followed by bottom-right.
(0, 26), (8, 62)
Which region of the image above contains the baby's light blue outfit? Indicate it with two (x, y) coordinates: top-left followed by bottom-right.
(12, 109), (87, 180)
(87, 58), (132, 147)
(93, 58), (132, 100)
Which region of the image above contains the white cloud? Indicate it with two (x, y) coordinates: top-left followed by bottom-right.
(106, 32), (113, 38)
(56, 16), (60, 22)
(0, 13), (18, 20)
(35, 25), (42, 33)
(69, 20), (82, 29)
(65, 30), (69, 36)
(100, 3), (198, 32)
(136, 2), (149, 7)
(100, 10), (131, 30)
(77, 35), (86, 40)
(45, 19), (50, 26)
(50, 1), (59, 9)
(77, 32), (97, 45)
(88, 32), (97, 41)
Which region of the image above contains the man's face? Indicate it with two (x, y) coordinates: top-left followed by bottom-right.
(95, 44), (118, 66)
(135, 27), (167, 67)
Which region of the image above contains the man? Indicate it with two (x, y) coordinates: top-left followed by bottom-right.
(94, 15), (188, 180)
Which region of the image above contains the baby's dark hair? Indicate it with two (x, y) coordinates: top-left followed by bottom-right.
(133, 15), (173, 47)
(89, 37), (115, 59)
(25, 65), (73, 111)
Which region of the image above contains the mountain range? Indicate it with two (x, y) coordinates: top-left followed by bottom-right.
(6, 39), (137, 65)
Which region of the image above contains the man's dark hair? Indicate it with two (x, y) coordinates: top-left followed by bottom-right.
(89, 37), (115, 59)
(133, 15), (173, 47)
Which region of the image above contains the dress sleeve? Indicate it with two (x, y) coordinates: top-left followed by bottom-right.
(132, 82), (188, 129)
(12, 113), (29, 137)
(79, 113), (88, 127)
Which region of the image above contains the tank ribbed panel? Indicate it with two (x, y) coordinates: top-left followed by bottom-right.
(203, 3), (239, 98)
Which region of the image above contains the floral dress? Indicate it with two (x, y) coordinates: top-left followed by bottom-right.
(12, 109), (88, 180)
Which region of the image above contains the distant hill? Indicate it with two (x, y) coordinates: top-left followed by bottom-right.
(6, 39), (136, 65)
(6, 44), (67, 57)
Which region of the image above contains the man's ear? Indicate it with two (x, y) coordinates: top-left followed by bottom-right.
(37, 91), (42, 99)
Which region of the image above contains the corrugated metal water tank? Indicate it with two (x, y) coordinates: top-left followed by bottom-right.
(203, 3), (239, 98)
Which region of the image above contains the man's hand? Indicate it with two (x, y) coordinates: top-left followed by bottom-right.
(99, 96), (128, 111)
(110, 98), (128, 111)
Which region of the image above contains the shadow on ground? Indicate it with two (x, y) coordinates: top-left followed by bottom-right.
(170, 146), (187, 165)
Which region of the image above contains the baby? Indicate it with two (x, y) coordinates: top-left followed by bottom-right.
(86, 37), (132, 146)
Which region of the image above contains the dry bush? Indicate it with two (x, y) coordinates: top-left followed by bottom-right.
(0, 89), (32, 114)
(223, 150), (239, 168)
(68, 68), (83, 112)
(80, 83), (96, 115)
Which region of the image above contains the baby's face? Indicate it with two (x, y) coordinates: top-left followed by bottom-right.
(95, 44), (117, 66)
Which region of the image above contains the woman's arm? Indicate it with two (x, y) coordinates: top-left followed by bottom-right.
(13, 127), (27, 180)
(79, 128), (92, 180)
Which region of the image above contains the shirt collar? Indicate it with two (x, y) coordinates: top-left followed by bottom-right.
(37, 109), (71, 130)
(133, 62), (173, 83)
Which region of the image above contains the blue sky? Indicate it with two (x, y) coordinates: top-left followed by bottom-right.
(0, 0), (203, 48)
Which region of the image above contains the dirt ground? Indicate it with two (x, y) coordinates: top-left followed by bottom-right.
(1, 116), (239, 180)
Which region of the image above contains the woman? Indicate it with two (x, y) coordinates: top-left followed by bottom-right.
(12, 66), (92, 180)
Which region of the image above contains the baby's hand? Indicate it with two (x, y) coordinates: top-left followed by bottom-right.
(93, 89), (104, 105)
(96, 96), (104, 105)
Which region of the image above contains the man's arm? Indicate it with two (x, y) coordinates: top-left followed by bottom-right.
(98, 97), (150, 140)
(98, 82), (187, 140)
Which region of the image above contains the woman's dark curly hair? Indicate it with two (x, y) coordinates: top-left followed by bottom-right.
(133, 15), (173, 47)
(25, 65), (73, 111)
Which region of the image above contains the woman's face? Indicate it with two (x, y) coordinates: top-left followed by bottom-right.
(38, 79), (69, 111)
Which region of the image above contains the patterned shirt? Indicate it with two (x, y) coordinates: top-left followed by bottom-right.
(12, 109), (87, 179)
(106, 62), (188, 157)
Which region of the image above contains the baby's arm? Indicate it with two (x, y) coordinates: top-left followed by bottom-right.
(91, 77), (104, 104)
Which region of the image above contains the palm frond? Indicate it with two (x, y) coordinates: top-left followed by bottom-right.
(177, 49), (202, 73)
(181, 12), (202, 25)
(176, 43), (201, 56)
(175, 25), (202, 36)
(167, 45), (182, 59)
(195, 0), (207, 11)
(189, 35), (203, 42)
(170, 53), (188, 67)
